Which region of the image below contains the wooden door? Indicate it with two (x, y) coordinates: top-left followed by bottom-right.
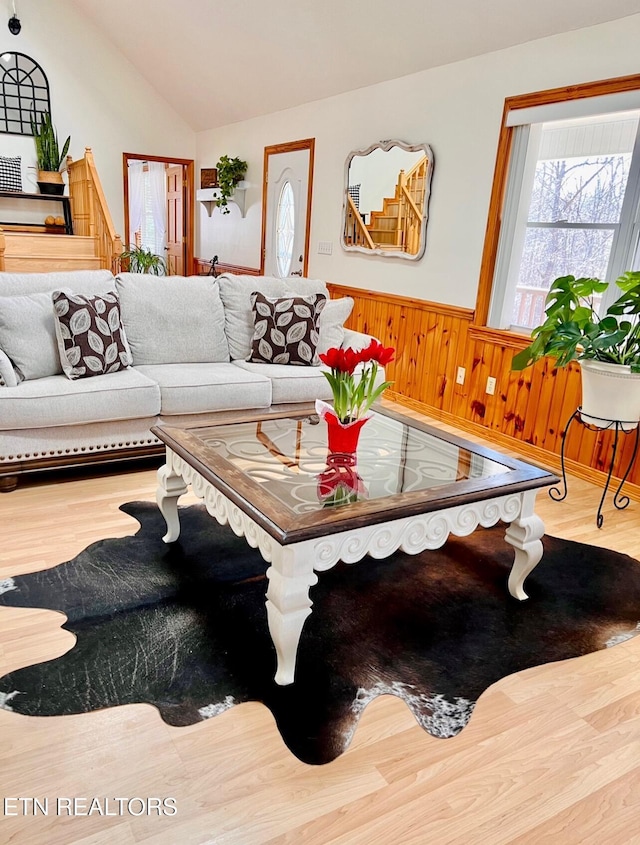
(261, 139), (314, 278)
(166, 165), (183, 275)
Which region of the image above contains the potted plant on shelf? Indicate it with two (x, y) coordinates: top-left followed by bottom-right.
(512, 272), (640, 428)
(30, 111), (70, 196)
(118, 245), (167, 275)
(214, 155), (247, 214)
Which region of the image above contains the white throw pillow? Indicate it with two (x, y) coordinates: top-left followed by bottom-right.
(116, 273), (230, 365)
(0, 291), (64, 380)
(317, 297), (354, 354)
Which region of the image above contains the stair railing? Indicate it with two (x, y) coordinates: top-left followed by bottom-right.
(344, 193), (376, 250)
(67, 148), (123, 272)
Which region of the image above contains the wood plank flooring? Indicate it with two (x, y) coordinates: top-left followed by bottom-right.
(1, 404), (640, 845)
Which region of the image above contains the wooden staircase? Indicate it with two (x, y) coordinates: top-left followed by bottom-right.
(0, 148), (123, 273)
(345, 156), (428, 255)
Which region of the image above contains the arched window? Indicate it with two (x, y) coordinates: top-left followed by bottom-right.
(276, 180), (295, 277)
(0, 52), (51, 136)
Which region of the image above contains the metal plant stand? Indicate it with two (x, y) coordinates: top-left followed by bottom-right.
(550, 408), (640, 528)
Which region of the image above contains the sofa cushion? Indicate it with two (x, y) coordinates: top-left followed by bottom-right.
(232, 360), (336, 405)
(0, 368), (160, 431)
(247, 292), (326, 366)
(0, 269), (115, 297)
(218, 274), (329, 361)
(116, 273), (230, 365)
(317, 297), (354, 354)
(0, 291), (64, 380)
(135, 363), (271, 415)
(52, 290), (133, 379)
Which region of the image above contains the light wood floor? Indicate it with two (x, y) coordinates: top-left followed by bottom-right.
(1, 407), (640, 845)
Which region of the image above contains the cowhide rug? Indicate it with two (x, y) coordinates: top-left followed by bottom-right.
(0, 501), (639, 764)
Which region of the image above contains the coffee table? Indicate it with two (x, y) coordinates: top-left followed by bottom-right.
(152, 405), (558, 685)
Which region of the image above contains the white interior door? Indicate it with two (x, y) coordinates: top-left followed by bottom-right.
(263, 145), (312, 278)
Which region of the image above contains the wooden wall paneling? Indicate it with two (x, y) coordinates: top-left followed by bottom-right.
(437, 313), (466, 411)
(329, 283), (640, 495)
(398, 305), (421, 399)
(502, 349), (541, 440)
(410, 308), (432, 403)
(393, 303), (413, 397)
(444, 317), (466, 414)
(422, 309), (443, 406)
(440, 315), (464, 412)
(485, 343), (508, 432)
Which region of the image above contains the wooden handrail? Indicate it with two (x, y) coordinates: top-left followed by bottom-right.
(344, 193), (375, 249)
(67, 147), (123, 272)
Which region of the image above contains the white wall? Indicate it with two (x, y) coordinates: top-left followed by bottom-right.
(0, 0), (195, 237)
(196, 14), (640, 309)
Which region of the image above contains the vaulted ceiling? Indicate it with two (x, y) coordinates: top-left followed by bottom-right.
(73, 0), (640, 131)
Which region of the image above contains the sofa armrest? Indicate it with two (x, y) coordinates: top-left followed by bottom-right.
(0, 349), (17, 387)
(341, 328), (377, 351)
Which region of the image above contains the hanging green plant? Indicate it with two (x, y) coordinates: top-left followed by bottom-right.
(214, 155), (247, 214)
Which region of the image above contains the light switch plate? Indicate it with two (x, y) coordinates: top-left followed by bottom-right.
(317, 241), (332, 255)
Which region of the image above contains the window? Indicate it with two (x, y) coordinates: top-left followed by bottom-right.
(478, 75), (640, 333)
(275, 180), (295, 277)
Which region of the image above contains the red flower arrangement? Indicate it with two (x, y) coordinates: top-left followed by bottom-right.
(317, 339), (395, 424)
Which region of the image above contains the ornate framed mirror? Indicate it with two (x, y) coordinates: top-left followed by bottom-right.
(342, 139), (434, 260)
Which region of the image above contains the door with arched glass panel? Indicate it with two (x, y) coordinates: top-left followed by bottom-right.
(262, 140), (314, 278)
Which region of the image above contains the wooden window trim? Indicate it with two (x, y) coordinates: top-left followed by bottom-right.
(474, 73), (640, 330)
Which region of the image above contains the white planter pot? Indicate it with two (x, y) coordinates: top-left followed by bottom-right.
(579, 359), (640, 431)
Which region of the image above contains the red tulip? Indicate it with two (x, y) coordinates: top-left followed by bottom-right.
(361, 339), (395, 366)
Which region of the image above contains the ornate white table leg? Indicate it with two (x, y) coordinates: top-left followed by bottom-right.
(156, 462), (188, 544)
(505, 489), (545, 601)
(265, 543), (318, 685)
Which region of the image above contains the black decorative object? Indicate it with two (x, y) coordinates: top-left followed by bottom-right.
(7, 15), (20, 35)
(1, 501), (639, 765)
(0, 52), (50, 136)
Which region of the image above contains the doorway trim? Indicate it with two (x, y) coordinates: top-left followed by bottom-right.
(122, 152), (195, 274)
(260, 138), (315, 276)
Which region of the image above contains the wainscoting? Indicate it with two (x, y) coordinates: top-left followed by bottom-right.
(328, 283), (640, 500)
(190, 260), (640, 499)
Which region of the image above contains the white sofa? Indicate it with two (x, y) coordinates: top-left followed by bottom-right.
(0, 269), (373, 490)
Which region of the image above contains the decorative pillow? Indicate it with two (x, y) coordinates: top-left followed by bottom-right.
(116, 274), (229, 365)
(317, 297), (354, 355)
(0, 155), (22, 192)
(248, 292), (326, 366)
(0, 291), (63, 380)
(218, 274), (330, 361)
(52, 290), (132, 379)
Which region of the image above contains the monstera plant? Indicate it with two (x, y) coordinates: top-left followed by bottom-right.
(512, 271), (640, 427)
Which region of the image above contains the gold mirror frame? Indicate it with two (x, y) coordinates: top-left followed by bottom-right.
(341, 139), (434, 261)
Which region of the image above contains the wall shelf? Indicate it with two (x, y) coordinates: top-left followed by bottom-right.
(197, 181), (248, 218)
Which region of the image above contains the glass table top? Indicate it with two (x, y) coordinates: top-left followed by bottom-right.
(182, 409), (511, 516)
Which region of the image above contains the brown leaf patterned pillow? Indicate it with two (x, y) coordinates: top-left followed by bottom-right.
(247, 292), (326, 366)
(52, 290), (133, 380)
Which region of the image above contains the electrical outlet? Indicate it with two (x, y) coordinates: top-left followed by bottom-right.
(317, 241), (332, 255)
(486, 376), (496, 395)
(456, 366), (466, 385)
